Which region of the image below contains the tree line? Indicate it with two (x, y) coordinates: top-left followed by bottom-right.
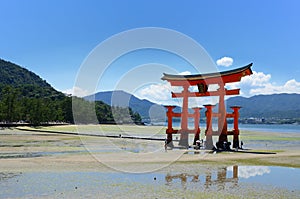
(0, 85), (142, 125)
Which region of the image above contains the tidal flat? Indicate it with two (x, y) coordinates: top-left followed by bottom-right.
(0, 125), (299, 198)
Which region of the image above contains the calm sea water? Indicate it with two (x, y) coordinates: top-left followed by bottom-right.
(239, 123), (300, 133)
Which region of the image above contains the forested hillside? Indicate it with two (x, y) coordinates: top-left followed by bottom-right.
(0, 59), (141, 125)
(0, 59), (64, 99)
(0, 59), (71, 124)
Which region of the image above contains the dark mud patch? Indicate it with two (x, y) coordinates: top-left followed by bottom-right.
(0, 151), (86, 159)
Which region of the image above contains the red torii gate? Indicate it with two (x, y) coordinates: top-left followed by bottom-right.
(162, 63), (253, 149)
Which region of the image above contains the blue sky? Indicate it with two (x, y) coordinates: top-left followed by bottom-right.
(1, 0), (299, 104)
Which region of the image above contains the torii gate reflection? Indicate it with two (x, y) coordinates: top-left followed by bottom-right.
(165, 165), (239, 190)
(162, 64), (253, 149)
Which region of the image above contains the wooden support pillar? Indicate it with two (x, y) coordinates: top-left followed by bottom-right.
(165, 106), (175, 133)
(204, 104), (214, 149)
(165, 106), (176, 147)
(233, 165), (238, 179)
(231, 106), (241, 148)
(192, 107), (201, 145)
(217, 167), (227, 182)
(217, 83), (228, 149)
(233, 165), (239, 186)
(179, 84), (190, 148)
(166, 133), (173, 147)
(205, 172), (212, 189)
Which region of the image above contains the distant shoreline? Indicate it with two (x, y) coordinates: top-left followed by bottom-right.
(0, 123), (70, 128)
(0, 122), (145, 128)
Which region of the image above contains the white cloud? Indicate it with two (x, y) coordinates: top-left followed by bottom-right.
(135, 81), (219, 107)
(134, 82), (180, 105)
(63, 86), (91, 97)
(241, 71), (271, 87)
(250, 79), (300, 95)
(178, 71), (192, 75)
(227, 71), (300, 97)
(228, 166), (270, 179)
(134, 71), (193, 105)
(216, 56), (233, 67)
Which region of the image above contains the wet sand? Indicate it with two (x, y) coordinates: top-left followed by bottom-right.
(0, 128), (299, 170)
(0, 125), (299, 198)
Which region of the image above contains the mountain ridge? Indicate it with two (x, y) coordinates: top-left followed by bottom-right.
(0, 59), (64, 99)
(226, 93), (300, 119)
(86, 90), (300, 120)
(84, 90), (166, 120)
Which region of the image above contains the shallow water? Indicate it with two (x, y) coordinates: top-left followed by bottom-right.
(0, 165), (299, 198)
(239, 123), (300, 133)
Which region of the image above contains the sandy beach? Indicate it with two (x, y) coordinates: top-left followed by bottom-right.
(0, 125), (299, 198)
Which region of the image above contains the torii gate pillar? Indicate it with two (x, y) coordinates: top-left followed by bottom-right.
(178, 84), (190, 147)
(204, 104), (214, 150)
(216, 83), (228, 148)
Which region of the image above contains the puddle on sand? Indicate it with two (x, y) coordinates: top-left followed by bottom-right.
(0, 151), (86, 159)
(0, 166), (299, 198)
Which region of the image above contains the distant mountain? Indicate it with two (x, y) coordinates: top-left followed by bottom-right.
(226, 93), (300, 119)
(84, 90), (167, 120)
(0, 59), (64, 99)
(86, 91), (300, 120)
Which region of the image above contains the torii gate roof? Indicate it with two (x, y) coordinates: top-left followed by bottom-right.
(162, 63), (253, 85)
